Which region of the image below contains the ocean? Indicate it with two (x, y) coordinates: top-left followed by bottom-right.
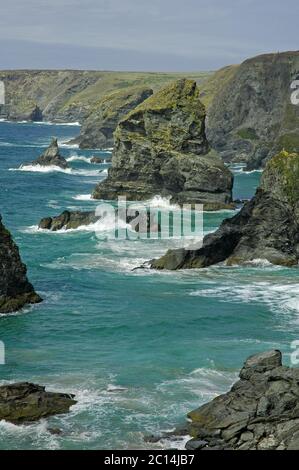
(0, 121), (298, 449)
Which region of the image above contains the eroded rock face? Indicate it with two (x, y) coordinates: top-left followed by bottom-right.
(151, 151), (299, 269)
(206, 51), (299, 170)
(77, 86), (153, 149)
(0, 382), (76, 423)
(184, 350), (299, 450)
(93, 79), (233, 210)
(0, 216), (42, 314)
(30, 138), (69, 169)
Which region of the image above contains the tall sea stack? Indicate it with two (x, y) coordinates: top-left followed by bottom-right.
(93, 79), (233, 210)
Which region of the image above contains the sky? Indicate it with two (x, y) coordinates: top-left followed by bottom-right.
(0, 0), (298, 71)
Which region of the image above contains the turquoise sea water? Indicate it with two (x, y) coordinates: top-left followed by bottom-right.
(0, 121), (298, 450)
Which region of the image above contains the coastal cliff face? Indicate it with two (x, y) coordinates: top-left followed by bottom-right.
(185, 350), (299, 450)
(77, 86), (153, 149)
(0, 216), (41, 313)
(205, 51), (299, 169)
(93, 79), (233, 209)
(0, 70), (210, 123)
(151, 150), (299, 269)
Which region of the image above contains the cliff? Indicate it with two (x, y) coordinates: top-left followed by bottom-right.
(204, 51), (299, 169)
(76, 86), (153, 149)
(0, 70), (210, 123)
(0, 215), (42, 313)
(93, 79), (233, 209)
(151, 150), (299, 269)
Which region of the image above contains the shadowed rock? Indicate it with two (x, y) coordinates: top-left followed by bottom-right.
(151, 150), (299, 269)
(30, 138), (69, 169)
(0, 382), (76, 423)
(0, 215), (42, 314)
(93, 79), (233, 210)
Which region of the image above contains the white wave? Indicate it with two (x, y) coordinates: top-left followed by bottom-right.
(35, 121), (80, 126)
(145, 195), (178, 209)
(59, 141), (79, 149)
(66, 155), (91, 163)
(11, 164), (73, 174)
(72, 194), (93, 201)
(107, 384), (128, 392)
(10, 165), (103, 177)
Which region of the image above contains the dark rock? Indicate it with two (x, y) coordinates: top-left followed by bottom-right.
(0, 215), (42, 314)
(77, 86), (153, 149)
(93, 79), (234, 210)
(151, 150), (299, 269)
(29, 138), (69, 169)
(90, 156), (103, 164)
(0, 382), (76, 424)
(185, 439), (208, 450)
(183, 350), (299, 450)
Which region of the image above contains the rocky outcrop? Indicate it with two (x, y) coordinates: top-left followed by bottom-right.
(76, 86), (153, 149)
(151, 150), (299, 269)
(39, 209), (159, 233)
(0, 382), (76, 423)
(206, 51), (299, 169)
(90, 156), (103, 164)
(93, 79), (233, 210)
(0, 216), (42, 314)
(184, 350), (299, 450)
(29, 138), (69, 169)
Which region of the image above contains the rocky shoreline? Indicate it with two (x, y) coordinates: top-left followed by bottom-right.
(0, 215), (41, 314)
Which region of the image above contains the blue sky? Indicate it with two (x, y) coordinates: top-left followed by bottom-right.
(0, 0), (298, 71)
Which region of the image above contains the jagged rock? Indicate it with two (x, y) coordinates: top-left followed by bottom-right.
(0, 382), (76, 423)
(183, 350), (299, 450)
(0, 215), (42, 314)
(206, 51), (299, 169)
(39, 209), (160, 233)
(93, 79), (233, 210)
(151, 150), (299, 269)
(76, 86), (153, 149)
(30, 138), (69, 169)
(90, 156), (103, 164)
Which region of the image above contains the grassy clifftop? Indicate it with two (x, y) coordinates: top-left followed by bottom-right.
(0, 70), (211, 122)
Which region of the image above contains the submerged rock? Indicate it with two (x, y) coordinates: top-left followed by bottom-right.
(0, 215), (42, 314)
(30, 138), (69, 169)
(151, 150), (299, 269)
(184, 350), (299, 450)
(93, 79), (233, 210)
(90, 156), (103, 164)
(0, 382), (76, 423)
(76, 86), (153, 149)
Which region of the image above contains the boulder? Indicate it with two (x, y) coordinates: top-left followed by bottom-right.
(0, 215), (42, 314)
(30, 138), (69, 169)
(0, 382), (76, 423)
(184, 350), (299, 450)
(92, 79), (233, 210)
(90, 156), (103, 164)
(151, 150), (299, 269)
